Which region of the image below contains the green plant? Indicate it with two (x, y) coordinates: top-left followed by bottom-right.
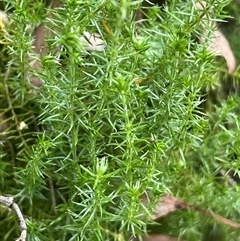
(0, 0), (240, 241)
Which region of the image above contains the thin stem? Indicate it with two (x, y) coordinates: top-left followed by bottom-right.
(2, 64), (28, 150)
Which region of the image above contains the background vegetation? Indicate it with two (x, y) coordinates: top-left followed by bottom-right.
(0, 0), (240, 241)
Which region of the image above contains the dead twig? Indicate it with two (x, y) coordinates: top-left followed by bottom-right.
(0, 196), (27, 241)
(148, 194), (240, 229)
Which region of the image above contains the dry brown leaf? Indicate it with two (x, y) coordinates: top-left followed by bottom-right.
(208, 30), (236, 74)
(29, 0), (62, 87)
(134, 234), (187, 241)
(195, 1), (236, 73)
(141, 194), (188, 220)
(0, 10), (9, 26)
(80, 31), (105, 52)
(150, 195), (188, 220)
(29, 0), (105, 87)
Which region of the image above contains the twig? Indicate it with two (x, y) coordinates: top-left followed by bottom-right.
(0, 196), (27, 241)
(194, 206), (240, 229)
(149, 194), (240, 229)
(49, 178), (57, 213)
(101, 8), (120, 45)
(3, 64), (28, 149)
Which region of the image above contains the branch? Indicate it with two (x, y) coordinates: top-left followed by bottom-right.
(0, 196), (27, 241)
(148, 194), (240, 229)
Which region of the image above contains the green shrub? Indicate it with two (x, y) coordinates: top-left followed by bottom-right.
(1, 0), (239, 241)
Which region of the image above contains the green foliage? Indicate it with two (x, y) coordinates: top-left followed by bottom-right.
(0, 0), (240, 241)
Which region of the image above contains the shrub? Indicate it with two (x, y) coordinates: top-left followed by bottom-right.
(0, 0), (239, 241)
